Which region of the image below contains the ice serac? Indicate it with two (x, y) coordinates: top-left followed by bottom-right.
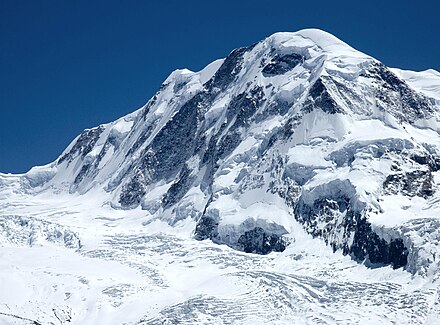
(5, 29), (440, 274)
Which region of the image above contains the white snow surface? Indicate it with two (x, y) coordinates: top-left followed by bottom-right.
(1, 188), (439, 324)
(391, 67), (440, 100)
(1, 28), (440, 324)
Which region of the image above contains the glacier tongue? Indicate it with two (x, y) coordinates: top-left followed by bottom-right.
(2, 28), (440, 324)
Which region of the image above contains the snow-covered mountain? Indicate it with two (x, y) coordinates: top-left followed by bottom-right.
(2, 29), (440, 324)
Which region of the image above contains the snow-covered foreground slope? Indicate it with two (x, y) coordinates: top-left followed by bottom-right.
(2, 29), (440, 324)
(0, 192), (439, 324)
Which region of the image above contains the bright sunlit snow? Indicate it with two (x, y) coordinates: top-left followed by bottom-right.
(1, 29), (440, 324)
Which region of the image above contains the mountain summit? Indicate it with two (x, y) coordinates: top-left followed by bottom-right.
(1, 29), (440, 324)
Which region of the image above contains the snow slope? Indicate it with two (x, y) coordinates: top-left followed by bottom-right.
(1, 28), (440, 324)
(1, 191), (439, 324)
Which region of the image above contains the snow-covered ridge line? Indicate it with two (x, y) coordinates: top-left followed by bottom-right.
(2, 28), (440, 324)
(2, 28), (440, 277)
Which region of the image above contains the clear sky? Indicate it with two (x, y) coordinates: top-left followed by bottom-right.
(1, 0), (439, 173)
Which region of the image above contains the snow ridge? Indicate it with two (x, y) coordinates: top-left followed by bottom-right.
(2, 29), (440, 324)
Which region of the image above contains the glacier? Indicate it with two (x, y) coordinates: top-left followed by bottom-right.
(1, 29), (440, 324)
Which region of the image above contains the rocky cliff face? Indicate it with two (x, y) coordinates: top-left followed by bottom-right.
(5, 29), (440, 274)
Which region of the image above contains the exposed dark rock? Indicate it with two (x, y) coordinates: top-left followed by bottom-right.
(202, 135), (219, 165)
(140, 93), (157, 120)
(303, 78), (343, 114)
(331, 78), (365, 112)
(270, 175), (302, 209)
(294, 180), (408, 269)
(173, 80), (186, 93)
(195, 217), (288, 255)
(139, 92), (204, 184)
(272, 99), (291, 116)
(73, 164), (91, 185)
(257, 128), (284, 157)
(216, 130), (242, 160)
(212, 87), (266, 161)
(350, 217), (408, 269)
(226, 86), (265, 129)
(410, 153), (440, 172)
(255, 99), (290, 123)
(280, 114), (303, 140)
(121, 80), (294, 206)
(125, 119), (159, 159)
(119, 172), (147, 209)
(361, 62), (434, 121)
(70, 130), (119, 186)
(262, 53), (304, 76)
(206, 46), (249, 92)
(194, 214), (219, 241)
(237, 227), (287, 254)
(383, 170), (434, 198)
(58, 126), (104, 165)
(93, 141), (112, 169)
(162, 166), (195, 209)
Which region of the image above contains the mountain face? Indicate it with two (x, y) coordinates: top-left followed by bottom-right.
(2, 29), (440, 324)
(6, 29), (440, 270)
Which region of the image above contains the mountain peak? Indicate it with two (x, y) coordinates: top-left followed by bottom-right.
(264, 29), (368, 60)
(2, 29), (440, 323)
(3, 28), (440, 277)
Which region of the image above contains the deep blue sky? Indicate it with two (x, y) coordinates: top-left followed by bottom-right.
(1, 0), (439, 173)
